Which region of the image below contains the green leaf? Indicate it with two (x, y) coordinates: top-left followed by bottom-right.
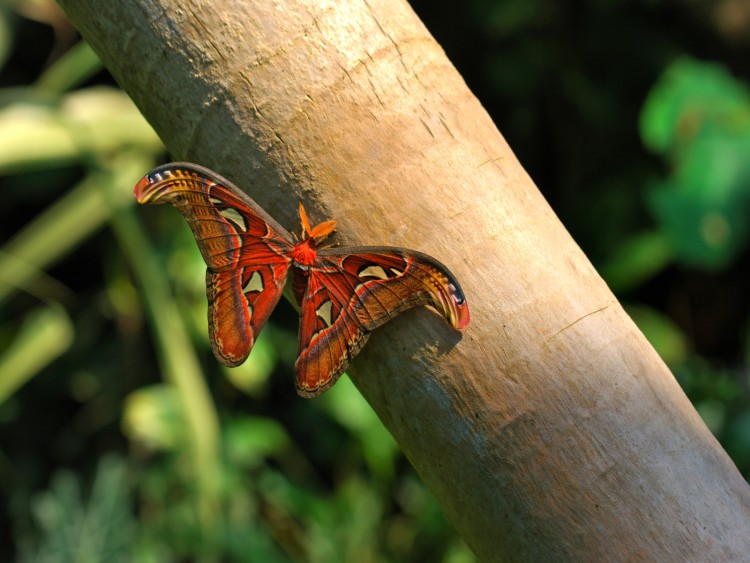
(22, 456), (140, 562)
(599, 230), (673, 292)
(625, 305), (688, 366)
(640, 57), (750, 267)
(0, 87), (162, 174)
(225, 416), (290, 468)
(640, 57), (750, 155)
(35, 41), (104, 94)
(122, 384), (186, 452)
(222, 329), (277, 396)
(0, 5), (13, 73)
(320, 376), (399, 479)
(0, 305), (73, 405)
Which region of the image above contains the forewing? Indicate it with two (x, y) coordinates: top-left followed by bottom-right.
(294, 247), (469, 397)
(135, 163), (293, 365)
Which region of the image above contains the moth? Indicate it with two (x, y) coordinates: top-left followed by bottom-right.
(134, 163), (470, 397)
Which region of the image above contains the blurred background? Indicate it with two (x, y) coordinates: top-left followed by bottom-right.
(1, 0), (749, 561)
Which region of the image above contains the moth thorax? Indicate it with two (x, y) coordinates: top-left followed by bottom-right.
(291, 238), (318, 267)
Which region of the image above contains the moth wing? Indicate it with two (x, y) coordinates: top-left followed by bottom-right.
(135, 163), (293, 365)
(294, 247), (469, 397)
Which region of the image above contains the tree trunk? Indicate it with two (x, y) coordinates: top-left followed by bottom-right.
(57, 0), (750, 560)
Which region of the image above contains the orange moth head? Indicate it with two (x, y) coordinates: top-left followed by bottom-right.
(299, 203), (336, 245)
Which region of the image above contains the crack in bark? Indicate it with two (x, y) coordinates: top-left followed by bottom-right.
(439, 115), (455, 140)
(419, 116), (435, 138)
(545, 305), (611, 344)
(362, 0), (409, 72)
(188, 6), (224, 61)
(477, 157), (505, 168)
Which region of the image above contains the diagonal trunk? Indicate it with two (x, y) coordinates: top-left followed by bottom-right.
(57, 0), (750, 560)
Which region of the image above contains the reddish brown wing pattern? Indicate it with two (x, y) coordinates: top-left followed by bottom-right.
(135, 163), (293, 366)
(295, 247), (470, 397)
(136, 162), (470, 398)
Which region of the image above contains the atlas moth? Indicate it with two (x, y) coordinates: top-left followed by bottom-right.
(135, 163), (469, 397)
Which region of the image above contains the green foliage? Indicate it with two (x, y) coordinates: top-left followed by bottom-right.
(1, 1), (749, 561)
(17, 456), (144, 563)
(641, 58), (750, 268)
(0, 5), (474, 560)
(0, 304), (73, 405)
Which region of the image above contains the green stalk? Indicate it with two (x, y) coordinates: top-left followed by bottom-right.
(103, 154), (222, 559)
(0, 173), (112, 305)
(0, 305), (74, 405)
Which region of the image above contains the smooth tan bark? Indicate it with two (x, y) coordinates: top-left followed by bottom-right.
(57, 0), (750, 560)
